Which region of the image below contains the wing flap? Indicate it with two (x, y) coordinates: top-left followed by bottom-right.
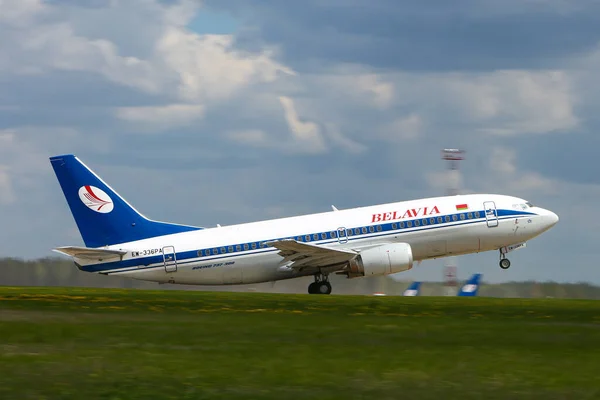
(267, 239), (357, 270)
(53, 246), (128, 261)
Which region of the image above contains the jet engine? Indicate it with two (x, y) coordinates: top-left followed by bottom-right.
(346, 243), (413, 278)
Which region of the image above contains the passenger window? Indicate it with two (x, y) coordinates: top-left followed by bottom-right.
(392, 223), (398, 229)
(220, 247), (226, 254)
(321, 233), (327, 240)
(360, 227), (366, 234)
(250, 243), (255, 250)
(228, 246), (233, 253)
(213, 248), (218, 255)
(406, 221), (412, 228)
(414, 220), (420, 226)
(235, 245), (241, 252)
(400, 222), (405, 228)
(305, 235), (310, 242)
(452, 215), (458, 221)
(377, 225), (382, 232)
(445, 216), (450, 222)
(369, 226), (374, 233)
(430, 218), (435, 225)
(467, 212), (473, 219)
(460, 214), (465, 220)
(437, 217), (443, 224)
(243, 244), (249, 250)
(197, 250), (202, 257)
(475, 211), (481, 218)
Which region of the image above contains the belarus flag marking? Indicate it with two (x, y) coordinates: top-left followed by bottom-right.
(456, 204), (468, 211)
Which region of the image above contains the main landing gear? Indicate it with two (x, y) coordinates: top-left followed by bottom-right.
(308, 273), (332, 295)
(499, 250), (511, 270)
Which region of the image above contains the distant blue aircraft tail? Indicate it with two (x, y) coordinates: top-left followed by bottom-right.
(457, 274), (482, 297)
(50, 154), (202, 248)
(403, 281), (421, 296)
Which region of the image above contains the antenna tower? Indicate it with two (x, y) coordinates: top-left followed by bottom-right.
(441, 149), (465, 295)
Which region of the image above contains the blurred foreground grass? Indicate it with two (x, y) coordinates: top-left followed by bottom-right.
(1, 286), (600, 399)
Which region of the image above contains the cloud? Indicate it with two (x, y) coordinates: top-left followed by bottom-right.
(1, 16), (161, 92)
(0, 165), (15, 204)
(210, 0), (600, 72)
(347, 73), (395, 109)
(116, 104), (206, 132)
(0, 131), (17, 204)
(426, 170), (467, 195)
(0, 0), (294, 106)
(279, 96), (327, 154)
(0, 126), (84, 207)
(426, 146), (558, 198)
(226, 129), (269, 146)
(0, 0), (44, 24)
(157, 30), (295, 102)
(487, 146), (557, 194)
(323, 124), (367, 154)
(380, 113), (423, 141)
(446, 70), (578, 135)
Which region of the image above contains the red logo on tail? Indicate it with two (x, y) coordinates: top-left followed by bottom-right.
(78, 186), (114, 213)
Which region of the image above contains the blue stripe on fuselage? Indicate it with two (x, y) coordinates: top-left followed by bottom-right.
(82, 209), (535, 274)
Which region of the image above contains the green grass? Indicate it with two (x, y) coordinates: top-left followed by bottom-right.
(1, 287), (600, 399)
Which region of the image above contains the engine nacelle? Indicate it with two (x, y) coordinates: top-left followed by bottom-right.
(347, 243), (413, 278)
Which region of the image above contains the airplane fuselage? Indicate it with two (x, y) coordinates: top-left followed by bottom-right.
(75, 193), (558, 286)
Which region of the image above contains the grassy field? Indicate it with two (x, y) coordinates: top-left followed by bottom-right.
(1, 287), (600, 399)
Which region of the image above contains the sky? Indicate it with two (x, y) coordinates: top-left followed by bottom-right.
(1, 0), (599, 284)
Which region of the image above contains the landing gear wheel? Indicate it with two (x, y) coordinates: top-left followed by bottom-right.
(307, 274), (332, 294)
(499, 258), (511, 269)
(316, 281), (332, 295)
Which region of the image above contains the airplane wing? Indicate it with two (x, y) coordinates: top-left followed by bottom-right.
(53, 246), (128, 261)
(267, 239), (358, 271)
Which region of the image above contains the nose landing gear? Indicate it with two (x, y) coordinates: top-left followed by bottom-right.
(308, 273), (332, 294)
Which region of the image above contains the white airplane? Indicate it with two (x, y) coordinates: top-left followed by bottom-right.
(50, 154), (559, 295)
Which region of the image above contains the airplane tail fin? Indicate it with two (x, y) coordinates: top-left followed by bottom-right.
(457, 273), (482, 297)
(403, 281), (421, 296)
(50, 154), (202, 248)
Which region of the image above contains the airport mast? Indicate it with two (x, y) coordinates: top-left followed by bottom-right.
(441, 149), (465, 296)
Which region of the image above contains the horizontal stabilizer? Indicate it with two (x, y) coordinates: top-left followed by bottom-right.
(53, 246), (128, 261)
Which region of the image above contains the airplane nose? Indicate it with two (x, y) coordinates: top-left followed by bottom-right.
(545, 210), (559, 227)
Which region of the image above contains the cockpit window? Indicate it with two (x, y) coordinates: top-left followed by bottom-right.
(513, 202), (531, 210)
